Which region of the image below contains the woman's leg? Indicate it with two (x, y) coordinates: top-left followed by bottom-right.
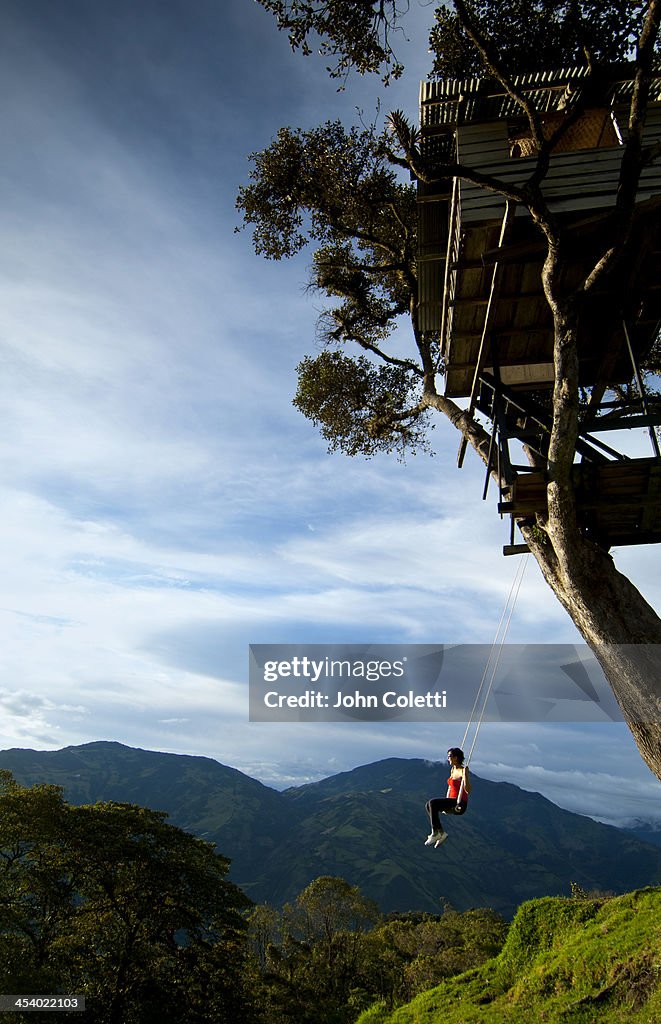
(426, 798), (457, 831)
(426, 799), (439, 832)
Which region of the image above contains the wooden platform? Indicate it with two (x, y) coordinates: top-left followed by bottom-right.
(499, 459), (661, 548)
(440, 207), (661, 398)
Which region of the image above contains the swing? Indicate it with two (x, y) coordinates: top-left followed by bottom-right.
(425, 556), (528, 847)
(454, 554), (528, 803)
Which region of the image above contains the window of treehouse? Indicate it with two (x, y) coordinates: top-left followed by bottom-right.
(509, 108), (622, 158)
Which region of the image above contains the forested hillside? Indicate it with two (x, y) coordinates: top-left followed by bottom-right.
(1, 742), (659, 917)
(2, 767), (659, 1024)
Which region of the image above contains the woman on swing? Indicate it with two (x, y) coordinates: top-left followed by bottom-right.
(424, 748), (471, 847)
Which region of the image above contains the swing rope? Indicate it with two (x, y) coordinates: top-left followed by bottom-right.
(454, 555), (529, 803)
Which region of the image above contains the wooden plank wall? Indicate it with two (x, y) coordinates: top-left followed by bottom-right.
(417, 182), (448, 335)
(457, 105), (661, 224)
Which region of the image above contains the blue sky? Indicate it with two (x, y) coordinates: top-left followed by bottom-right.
(0, 0), (660, 829)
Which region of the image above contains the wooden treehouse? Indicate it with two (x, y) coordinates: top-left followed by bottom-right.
(417, 67), (661, 554)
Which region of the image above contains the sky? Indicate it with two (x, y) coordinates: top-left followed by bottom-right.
(0, 0), (660, 831)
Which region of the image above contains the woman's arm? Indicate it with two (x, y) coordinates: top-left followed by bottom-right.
(463, 766), (471, 794)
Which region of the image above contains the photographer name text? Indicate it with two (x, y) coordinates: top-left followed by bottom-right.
(263, 689), (447, 709)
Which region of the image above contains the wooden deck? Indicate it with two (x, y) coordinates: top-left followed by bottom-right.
(441, 205), (661, 398)
(499, 459), (661, 548)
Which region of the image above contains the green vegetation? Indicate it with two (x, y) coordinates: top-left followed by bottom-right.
(248, 880), (508, 1024)
(0, 769), (508, 1024)
(356, 887), (661, 1024)
(2, 766), (659, 1024)
(0, 771), (257, 1024)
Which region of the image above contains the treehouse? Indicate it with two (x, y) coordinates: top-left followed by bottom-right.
(418, 67), (661, 553)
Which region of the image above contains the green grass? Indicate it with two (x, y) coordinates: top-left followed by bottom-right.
(357, 887), (661, 1024)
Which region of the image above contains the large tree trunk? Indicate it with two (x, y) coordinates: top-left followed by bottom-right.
(425, 340), (661, 782)
(521, 522), (661, 780)
(517, 290), (661, 781)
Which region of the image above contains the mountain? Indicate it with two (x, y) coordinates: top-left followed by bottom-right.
(620, 821), (661, 847)
(277, 757), (661, 916)
(0, 740), (293, 890)
(1, 742), (660, 918)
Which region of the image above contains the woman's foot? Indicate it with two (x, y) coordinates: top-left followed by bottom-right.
(424, 830), (444, 846)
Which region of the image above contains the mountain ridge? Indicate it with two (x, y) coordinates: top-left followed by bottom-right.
(1, 741), (659, 917)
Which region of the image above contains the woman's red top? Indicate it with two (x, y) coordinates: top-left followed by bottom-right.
(447, 774), (468, 803)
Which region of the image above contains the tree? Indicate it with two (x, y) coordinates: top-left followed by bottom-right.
(0, 771), (76, 999)
(0, 772), (256, 1024)
(369, 906), (508, 1002)
(242, 1), (661, 782)
(246, 884), (508, 1022)
(256, 1), (647, 83)
(295, 875), (381, 947)
(248, 878), (381, 1024)
(254, 0), (406, 83)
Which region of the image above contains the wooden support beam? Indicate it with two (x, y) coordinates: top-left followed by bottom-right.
(482, 238), (546, 267)
(640, 465), (661, 534)
(452, 327), (553, 343)
(587, 412), (661, 431)
(499, 492), (661, 517)
(449, 258), (488, 270)
(449, 292), (545, 308)
(477, 373), (617, 463)
(598, 530), (661, 547)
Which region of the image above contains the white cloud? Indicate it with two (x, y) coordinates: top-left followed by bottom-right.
(477, 759), (661, 827)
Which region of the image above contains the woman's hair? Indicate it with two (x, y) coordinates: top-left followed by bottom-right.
(447, 747), (465, 765)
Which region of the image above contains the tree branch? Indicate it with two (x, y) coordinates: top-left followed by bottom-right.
(327, 317), (424, 376)
(385, 139), (529, 206)
(422, 383), (495, 473)
(331, 214), (405, 260)
(386, 200), (411, 239)
(453, 0), (546, 150)
(583, 1), (661, 295)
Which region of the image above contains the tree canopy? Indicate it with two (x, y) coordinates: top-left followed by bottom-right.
(430, 1), (651, 78)
(0, 772), (256, 1024)
(237, 119), (432, 456)
(256, 1), (653, 82)
(246, 876), (507, 1024)
(254, 0), (406, 83)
